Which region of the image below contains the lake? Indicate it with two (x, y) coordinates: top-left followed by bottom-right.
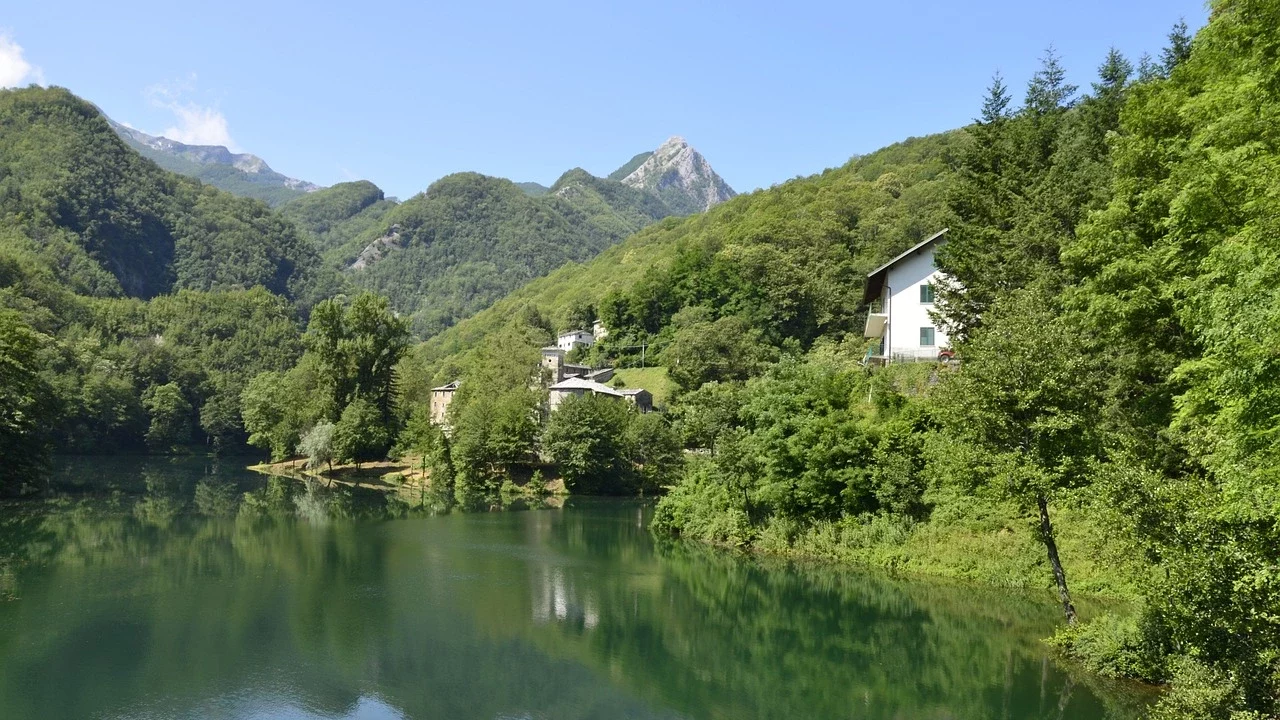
(0, 457), (1153, 719)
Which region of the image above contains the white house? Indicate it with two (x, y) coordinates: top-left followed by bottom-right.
(556, 329), (595, 352)
(863, 228), (951, 362)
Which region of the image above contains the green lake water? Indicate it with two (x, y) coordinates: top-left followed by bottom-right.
(0, 456), (1154, 719)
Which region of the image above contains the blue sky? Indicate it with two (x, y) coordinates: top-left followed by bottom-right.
(2, 1), (1206, 199)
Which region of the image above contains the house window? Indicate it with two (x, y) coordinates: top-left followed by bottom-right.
(919, 283), (935, 304)
(920, 326), (935, 346)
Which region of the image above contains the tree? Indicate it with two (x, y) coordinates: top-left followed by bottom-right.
(542, 394), (633, 494)
(669, 381), (742, 453)
(241, 372), (292, 460)
(142, 382), (193, 451)
(303, 292), (410, 422)
(298, 421), (336, 473)
(0, 310), (56, 492)
(1024, 46), (1078, 115)
(932, 287), (1105, 625)
(624, 412), (683, 493)
(1161, 19), (1192, 74)
(332, 398), (391, 467)
(561, 299), (596, 334)
(451, 388), (541, 501)
(663, 311), (777, 394)
(398, 407), (455, 495)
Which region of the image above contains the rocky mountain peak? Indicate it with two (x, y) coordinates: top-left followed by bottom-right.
(619, 136), (735, 215)
(105, 117), (322, 202)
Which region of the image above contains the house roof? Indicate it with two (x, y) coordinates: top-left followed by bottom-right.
(432, 380), (460, 392)
(558, 329), (591, 339)
(862, 228), (949, 305)
(619, 388), (650, 397)
(548, 377), (624, 397)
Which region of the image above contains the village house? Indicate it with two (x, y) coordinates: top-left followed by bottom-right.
(556, 329), (595, 352)
(431, 344), (653, 428)
(430, 380), (459, 425)
(863, 228), (952, 363)
(547, 377), (624, 412)
(546, 377), (653, 414)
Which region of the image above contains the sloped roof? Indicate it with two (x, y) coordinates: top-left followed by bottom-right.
(432, 380), (460, 392)
(548, 377), (624, 397)
(862, 228), (949, 304)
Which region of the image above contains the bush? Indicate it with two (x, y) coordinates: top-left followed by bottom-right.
(1049, 611), (1167, 682)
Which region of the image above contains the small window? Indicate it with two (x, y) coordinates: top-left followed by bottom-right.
(920, 326), (936, 346)
(919, 283), (935, 304)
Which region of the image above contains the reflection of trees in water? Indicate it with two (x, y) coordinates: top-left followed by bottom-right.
(0, 484), (678, 719)
(0, 481), (1152, 720)
(497, 514), (1152, 720)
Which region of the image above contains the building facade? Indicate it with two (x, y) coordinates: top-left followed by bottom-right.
(556, 330), (595, 352)
(430, 381), (459, 426)
(863, 229), (951, 362)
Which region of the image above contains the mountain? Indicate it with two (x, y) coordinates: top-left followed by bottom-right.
(408, 130), (968, 383)
(515, 181), (550, 197)
(332, 168), (676, 336)
(618, 137), (736, 215)
(107, 119), (321, 207)
(608, 152), (653, 181)
(0, 87), (332, 303)
(327, 137), (735, 337)
(277, 180), (399, 256)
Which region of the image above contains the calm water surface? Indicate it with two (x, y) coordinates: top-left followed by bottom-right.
(0, 457), (1153, 719)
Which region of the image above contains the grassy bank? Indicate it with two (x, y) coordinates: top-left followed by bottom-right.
(654, 474), (1148, 603)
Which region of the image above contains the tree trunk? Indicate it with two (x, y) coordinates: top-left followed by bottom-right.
(1037, 494), (1077, 625)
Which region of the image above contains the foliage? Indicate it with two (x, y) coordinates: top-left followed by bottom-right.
(277, 180), (398, 256)
(332, 398), (390, 464)
(303, 292), (410, 422)
(0, 309), (56, 492)
(141, 382), (193, 451)
(623, 412), (683, 493)
(396, 407), (454, 494)
(337, 170), (676, 337)
(541, 393), (633, 494)
(297, 421), (336, 472)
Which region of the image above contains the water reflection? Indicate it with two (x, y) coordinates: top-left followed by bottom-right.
(0, 458), (1155, 720)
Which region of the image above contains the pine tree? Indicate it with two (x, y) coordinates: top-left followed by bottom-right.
(1024, 46), (1078, 116)
(1161, 19), (1192, 73)
(980, 71), (1011, 124)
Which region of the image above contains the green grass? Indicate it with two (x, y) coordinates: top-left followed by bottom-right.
(611, 367), (674, 408)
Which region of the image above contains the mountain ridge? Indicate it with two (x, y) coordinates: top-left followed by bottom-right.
(106, 119), (322, 206)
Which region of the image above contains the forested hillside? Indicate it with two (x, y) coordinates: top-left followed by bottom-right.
(277, 180), (399, 256)
(406, 128), (966, 385)
(0, 87), (335, 304)
(337, 170), (678, 336)
(0, 86), (342, 480)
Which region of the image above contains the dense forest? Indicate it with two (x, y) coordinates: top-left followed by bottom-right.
(335, 168), (680, 336)
(0, 86), (339, 482)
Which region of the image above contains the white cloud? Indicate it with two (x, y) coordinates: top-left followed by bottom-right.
(0, 32), (45, 88)
(145, 75), (239, 150)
